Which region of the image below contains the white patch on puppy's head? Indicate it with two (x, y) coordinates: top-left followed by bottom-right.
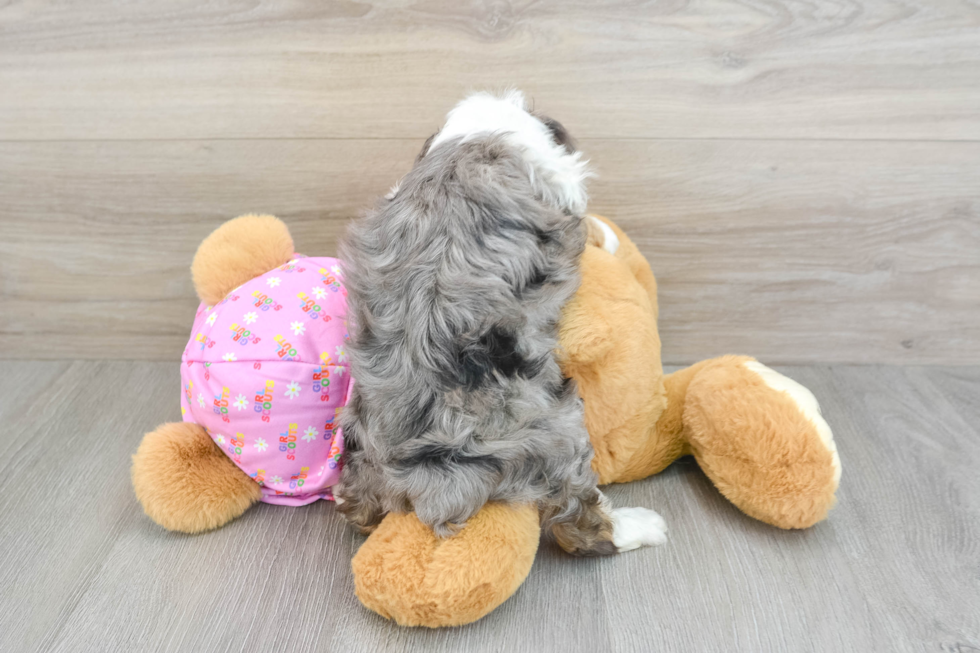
(426, 90), (590, 215)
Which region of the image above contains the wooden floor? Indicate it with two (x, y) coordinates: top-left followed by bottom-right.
(1, 361), (977, 652)
(2, 0), (979, 364)
(2, 2), (979, 651)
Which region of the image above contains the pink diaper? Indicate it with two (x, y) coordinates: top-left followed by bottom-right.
(179, 255), (351, 506)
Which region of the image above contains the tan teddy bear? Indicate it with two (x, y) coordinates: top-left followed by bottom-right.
(350, 215), (840, 627)
(132, 214), (840, 628)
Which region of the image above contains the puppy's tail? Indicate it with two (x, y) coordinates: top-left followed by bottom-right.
(191, 214), (295, 305)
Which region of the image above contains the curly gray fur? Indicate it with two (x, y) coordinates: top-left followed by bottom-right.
(336, 130), (612, 551)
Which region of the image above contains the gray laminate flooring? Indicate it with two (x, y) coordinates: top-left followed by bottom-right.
(1, 362), (978, 652)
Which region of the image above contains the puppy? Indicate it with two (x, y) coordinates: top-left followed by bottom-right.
(336, 91), (666, 555)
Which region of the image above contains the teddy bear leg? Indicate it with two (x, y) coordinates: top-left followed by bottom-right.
(351, 503), (541, 627)
(132, 422), (262, 533)
(680, 356), (841, 529)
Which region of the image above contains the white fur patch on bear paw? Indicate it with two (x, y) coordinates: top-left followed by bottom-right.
(610, 506), (668, 552)
(743, 360), (842, 488)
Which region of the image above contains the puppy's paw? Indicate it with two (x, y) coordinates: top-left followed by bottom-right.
(610, 507), (668, 552)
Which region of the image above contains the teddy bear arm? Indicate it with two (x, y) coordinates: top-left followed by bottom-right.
(557, 295), (615, 366)
(558, 238), (656, 368)
(131, 422), (261, 533)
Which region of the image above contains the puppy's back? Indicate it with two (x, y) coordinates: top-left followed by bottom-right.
(339, 135), (588, 534)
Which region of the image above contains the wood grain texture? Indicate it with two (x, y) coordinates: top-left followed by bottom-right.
(1, 138), (977, 363)
(1, 0), (979, 363)
(0, 361), (977, 652)
(0, 0), (979, 140)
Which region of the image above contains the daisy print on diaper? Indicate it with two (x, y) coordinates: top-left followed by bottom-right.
(179, 256), (352, 506)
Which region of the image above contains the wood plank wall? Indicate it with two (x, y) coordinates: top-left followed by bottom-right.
(1, 1), (978, 364)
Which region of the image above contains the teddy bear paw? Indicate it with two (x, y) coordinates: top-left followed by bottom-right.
(610, 506), (668, 552)
(742, 360), (841, 487)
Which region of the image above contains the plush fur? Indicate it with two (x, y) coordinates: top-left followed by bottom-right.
(336, 93), (658, 556)
(559, 221), (671, 483)
(191, 214), (294, 305)
(131, 200), (840, 627)
(353, 215), (841, 627)
(351, 502), (540, 627)
(560, 217), (839, 527)
(131, 422), (261, 533)
(684, 357), (839, 528)
(133, 214), (296, 533)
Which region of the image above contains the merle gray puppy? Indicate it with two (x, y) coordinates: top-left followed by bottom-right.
(336, 91), (666, 555)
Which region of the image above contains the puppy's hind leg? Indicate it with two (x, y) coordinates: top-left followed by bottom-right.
(335, 451), (388, 534)
(550, 490), (667, 556)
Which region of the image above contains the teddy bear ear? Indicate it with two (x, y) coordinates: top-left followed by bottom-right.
(585, 215), (620, 255)
(191, 214), (295, 305)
